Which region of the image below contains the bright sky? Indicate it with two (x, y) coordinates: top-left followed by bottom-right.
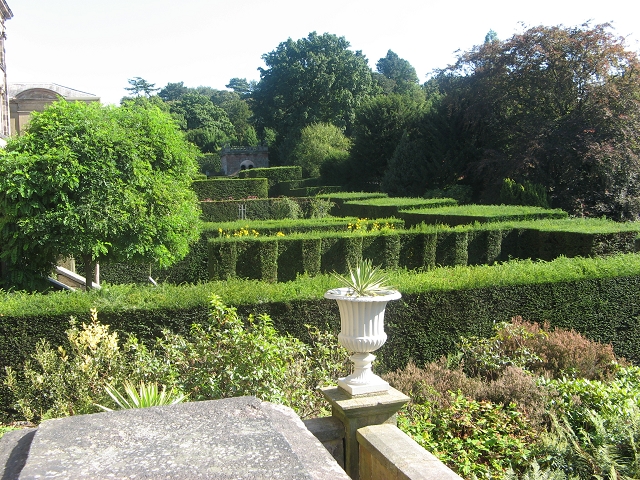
(5, 0), (639, 105)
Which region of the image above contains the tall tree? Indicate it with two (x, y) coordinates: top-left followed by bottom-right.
(375, 50), (422, 98)
(252, 32), (377, 164)
(349, 94), (428, 188)
(225, 78), (253, 98)
(158, 81), (189, 101)
(438, 23), (640, 217)
(0, 101), (201, 290)
(125, 77), (159, 97)
(169, 92), (236, 152)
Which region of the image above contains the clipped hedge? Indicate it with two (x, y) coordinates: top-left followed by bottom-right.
(399, 204), (568, 228)
(96, 218), (640, 285)
(5, 254), (640, 415)
(192, 178), (268, 201)
(338, 197), (457, 219)
(237, 166), (302, 187)
(200, 198), (272, 222)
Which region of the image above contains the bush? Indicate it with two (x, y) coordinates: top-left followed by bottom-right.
(4, 295), (347, 423)
(270, 197), (303, 220)
(398, 392), (536, 478)
(501, 178), (550, 208)
(457, 318), (619, 381)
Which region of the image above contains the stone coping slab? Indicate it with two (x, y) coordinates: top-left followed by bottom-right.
(0, 396), (349, 479)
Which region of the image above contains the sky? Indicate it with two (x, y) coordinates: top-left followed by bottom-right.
(5, 0), (639, 105)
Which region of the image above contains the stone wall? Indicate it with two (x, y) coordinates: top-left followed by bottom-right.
(220, 145), (269, 175)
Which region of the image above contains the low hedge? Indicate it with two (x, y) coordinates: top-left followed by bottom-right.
(399, 204), (568, 228)
(192, 178), (268, 201)
(4, 254), (640, 415)
(338, 197), (457, 219)
(207, 219), (640, 281)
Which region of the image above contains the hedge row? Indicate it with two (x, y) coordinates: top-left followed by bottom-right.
(209, 232), (402, 282)
(4, 254), (640, 414)
(337, 197), (458, 219)
(192, 178), (268, 201)
(207, 220), (640, 282)
(97, 219), (404, 285)
(199, 196), (337, 222)
(237, 166), (302, 187)
(399, 204), (568, 227)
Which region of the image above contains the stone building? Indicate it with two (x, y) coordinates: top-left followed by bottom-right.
(220, 145), (269, 175)
(0, 0), (12, 140)
(9, 83), (100, 135)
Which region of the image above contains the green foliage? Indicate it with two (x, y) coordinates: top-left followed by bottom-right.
(270, 197), (302, 220)
(197, 153), (222, 176)
(374, 50), (422, 98)
(0, 100), (202, 290)
(124, 77), (159, 97)
(350, 94), (427, 187)
(170, 92), (236, 152)
(331, 259), (393, 296)
(501, 179), (550, 208)
(192, 178), (268, 201)
(4, 295), (347, 423)
(97, 381), (187, 411)
(398, 392), (536, 478)
(290, 123), (351, 178)
(237, 166), (302, 188)
(253, 31), (377, 164)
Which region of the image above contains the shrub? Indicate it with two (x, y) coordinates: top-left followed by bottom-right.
(398, 392), (536, 478)
(4, 295), (346, 423)
(271, 197), (303, 220)
(457, 317), (619, 381)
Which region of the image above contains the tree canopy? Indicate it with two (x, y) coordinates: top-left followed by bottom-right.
(434, 22), (640, 217)
(290, 122), (351, 178)
(252, 32), (377, 164)
(0, 101), (202, 290)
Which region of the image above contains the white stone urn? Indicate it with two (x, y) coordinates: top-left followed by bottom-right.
(324, 287), (401, 395)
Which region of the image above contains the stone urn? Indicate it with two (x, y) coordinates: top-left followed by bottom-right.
(324, 287), (401, 395)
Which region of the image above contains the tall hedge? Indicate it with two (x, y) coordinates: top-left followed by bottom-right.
(192, 178), (268, 201)
(5, 255), (640, 415)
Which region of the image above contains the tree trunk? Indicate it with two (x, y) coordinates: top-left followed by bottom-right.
(82, 254), (94, 291)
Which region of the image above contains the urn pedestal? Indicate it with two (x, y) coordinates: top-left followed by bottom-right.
(324, 287), (401, 396)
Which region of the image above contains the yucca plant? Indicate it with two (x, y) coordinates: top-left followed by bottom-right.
(332, 259), (394, 296)
(96, 381), (188, 411)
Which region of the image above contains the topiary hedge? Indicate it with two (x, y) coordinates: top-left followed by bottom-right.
(5, 254), (640, 416)
(338, 197), (457, 219)
(192, 178), (268, 201)
(237, 166), (302, 187)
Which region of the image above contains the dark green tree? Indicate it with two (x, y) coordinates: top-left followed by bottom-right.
(169, 92), (236, 152)
(225, 78), (253, 98)
(437, 23), (640, 217)
(374, 50), (423, 98)
(348, 94), (428, 188)
(252, 32), (377, 164)
(158, 81), (189, 101)
(0, 101), (202, 290)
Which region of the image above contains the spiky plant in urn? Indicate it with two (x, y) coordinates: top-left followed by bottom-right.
(325, 259), (401, 395)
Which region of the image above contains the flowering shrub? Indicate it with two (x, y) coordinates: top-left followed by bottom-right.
(347, 218), (396, 232)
